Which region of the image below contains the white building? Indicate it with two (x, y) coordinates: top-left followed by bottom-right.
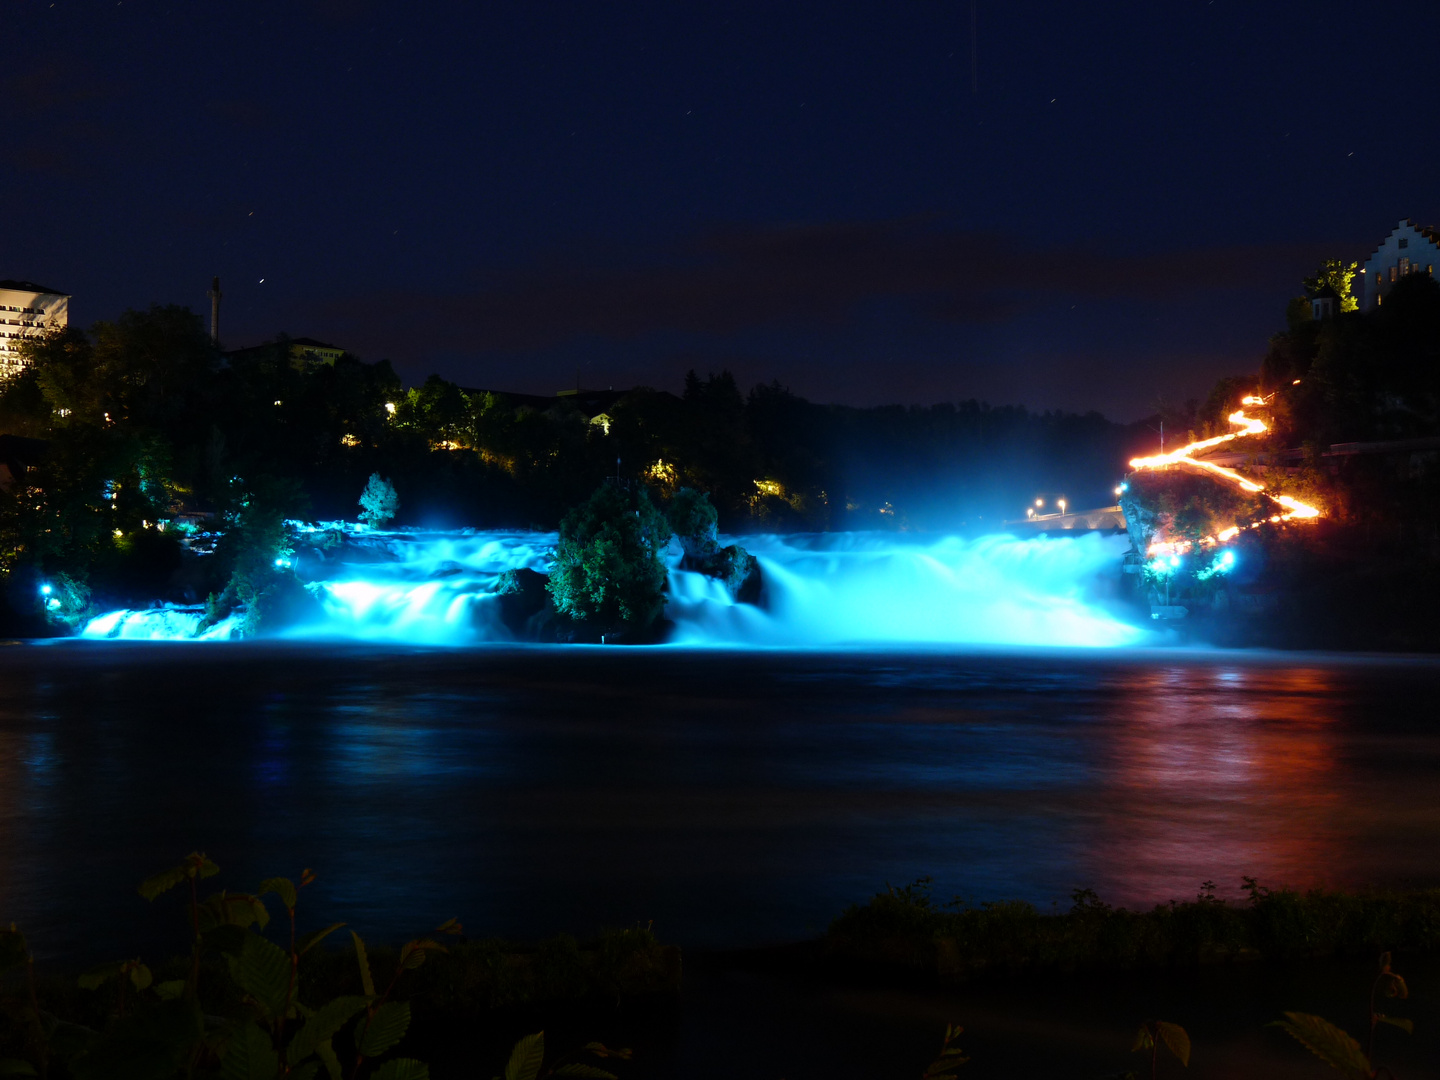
(1361, 220), (1440, 310)
(0, 280), (69, 379)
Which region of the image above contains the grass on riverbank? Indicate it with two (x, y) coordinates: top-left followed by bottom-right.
(826, 878), (1440, 979)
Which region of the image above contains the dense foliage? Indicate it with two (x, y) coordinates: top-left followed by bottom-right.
(663, 487), (719, 560)
(546, 484), (672, 636)
(0, 855), (664, 1079)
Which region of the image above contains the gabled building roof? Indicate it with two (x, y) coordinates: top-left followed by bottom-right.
(1365, 219), (1440, 262)
(0, 280), (68, 295)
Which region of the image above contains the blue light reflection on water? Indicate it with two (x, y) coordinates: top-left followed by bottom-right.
(3, 645), (1440, 963)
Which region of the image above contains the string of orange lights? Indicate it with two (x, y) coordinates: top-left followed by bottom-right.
(1126, 390), (1321, 556)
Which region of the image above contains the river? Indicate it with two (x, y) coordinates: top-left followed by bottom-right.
(2, 642), (1438, 965)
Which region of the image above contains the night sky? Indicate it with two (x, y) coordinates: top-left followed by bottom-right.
(7, 1), (1439, 420)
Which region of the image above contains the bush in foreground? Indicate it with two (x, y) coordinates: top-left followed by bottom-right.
(0, 854), (661, 1079)
(826, 877), (1440, 979)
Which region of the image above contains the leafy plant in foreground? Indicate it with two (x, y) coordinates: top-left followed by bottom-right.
(1130, 1020), (1190, 1079)
(491, 1030), (631, 1080)
(0, 852), (463, 1079)
(919, 1022), (967, 1079)
(0, 923), (53, 1078)
(1271, 952), (1411, 1079)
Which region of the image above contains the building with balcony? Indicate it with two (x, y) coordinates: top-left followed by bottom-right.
(0, 280), (69, 379)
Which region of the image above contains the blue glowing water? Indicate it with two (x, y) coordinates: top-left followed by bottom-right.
(81, 529), (1141, 647)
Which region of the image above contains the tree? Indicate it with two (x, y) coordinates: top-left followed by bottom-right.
(1303, 259), (1359, 313)
(392, 374), (471, 447)
(1197, 375), (1257, 438)
(358, 473), (400, 526)
(547, 482), (673, 634)
(665, 487), (719, 560)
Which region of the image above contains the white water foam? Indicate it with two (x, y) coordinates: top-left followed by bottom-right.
(667, 532), (1139, 647)
(80, 529), (1141, 648)
(81, 605), (241, 640)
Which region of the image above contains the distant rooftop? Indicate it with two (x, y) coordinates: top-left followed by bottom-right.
(226, 337), (345, 355)
(0, 280), (67, 295)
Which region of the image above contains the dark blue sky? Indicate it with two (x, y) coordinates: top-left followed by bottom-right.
(7, 0), (1438, 419)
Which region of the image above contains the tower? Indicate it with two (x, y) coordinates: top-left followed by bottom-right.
(208, 276), (222, 345)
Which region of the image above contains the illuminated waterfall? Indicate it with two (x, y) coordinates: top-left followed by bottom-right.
(667, 532), (1138, 647)
(81, 528), (1141, 647)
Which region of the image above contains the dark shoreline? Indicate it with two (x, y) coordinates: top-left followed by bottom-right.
(13, 928), (1437, 1079)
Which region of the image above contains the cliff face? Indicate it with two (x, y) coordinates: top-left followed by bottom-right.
(1118, 463), (1440, 650)
(1121, 467), (1271, 549)
(1118, 491), (1157, 556)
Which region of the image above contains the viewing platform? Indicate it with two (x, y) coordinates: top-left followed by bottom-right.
(1004, 505), (1127, 532)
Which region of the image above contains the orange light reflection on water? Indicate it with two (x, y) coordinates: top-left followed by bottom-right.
(1082, 664), (1348, 905)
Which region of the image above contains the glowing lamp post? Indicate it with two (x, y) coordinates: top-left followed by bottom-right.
(1058, 499), (1066, 517)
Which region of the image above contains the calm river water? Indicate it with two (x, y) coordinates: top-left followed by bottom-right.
(2, 642), (1439, 962)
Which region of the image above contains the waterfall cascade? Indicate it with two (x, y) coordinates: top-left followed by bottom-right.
(81, 528), (1142, 647)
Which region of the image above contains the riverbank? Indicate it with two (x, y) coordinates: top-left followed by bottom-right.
(825, 878), (1440, 980)
(9, 890), (1440, 1079)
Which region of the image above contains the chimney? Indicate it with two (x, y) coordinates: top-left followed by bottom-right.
(207, 276), (222, 345)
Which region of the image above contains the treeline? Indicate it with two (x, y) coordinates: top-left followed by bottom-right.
(361, 367), (1143, 532)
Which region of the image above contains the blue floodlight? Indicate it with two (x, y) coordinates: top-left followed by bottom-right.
(40, 584), (51, 595)
(1169, 555), (1181, 569)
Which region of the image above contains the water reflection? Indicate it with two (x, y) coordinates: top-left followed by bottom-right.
(0, 645), (1437, 961)
(1083, 664), (1347, 904)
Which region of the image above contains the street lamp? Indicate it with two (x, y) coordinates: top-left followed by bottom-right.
(1058, 499), (1066, 516)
